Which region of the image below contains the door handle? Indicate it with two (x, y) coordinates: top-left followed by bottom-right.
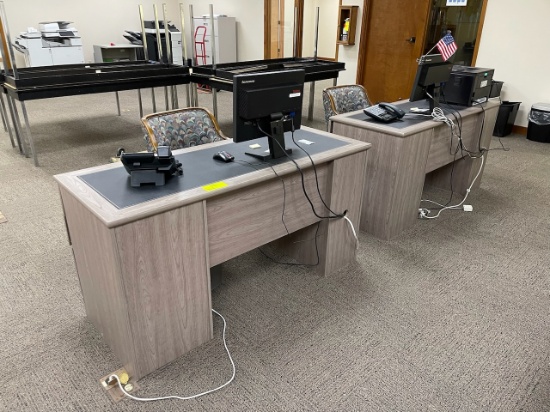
(406, 37), (416, 44)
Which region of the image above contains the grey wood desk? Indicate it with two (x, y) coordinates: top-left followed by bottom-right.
(54, 126), (371, 381)
(330, 100), (499, 240)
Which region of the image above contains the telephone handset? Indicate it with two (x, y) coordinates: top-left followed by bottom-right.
(363, 102), (406, 123)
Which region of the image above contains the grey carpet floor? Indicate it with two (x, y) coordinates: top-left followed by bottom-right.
(0, 84), (549, 411)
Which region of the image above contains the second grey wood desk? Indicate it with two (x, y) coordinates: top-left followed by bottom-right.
(330, 100), (499, 240)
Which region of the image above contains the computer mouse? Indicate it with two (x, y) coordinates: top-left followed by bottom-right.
(213, 150), (235, 163)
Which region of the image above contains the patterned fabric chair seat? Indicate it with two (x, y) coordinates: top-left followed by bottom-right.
(322, 85), (372, 127)
(142, 107), (228, 152)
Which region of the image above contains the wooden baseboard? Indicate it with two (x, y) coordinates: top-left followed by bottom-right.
(512, 125), (527, 136)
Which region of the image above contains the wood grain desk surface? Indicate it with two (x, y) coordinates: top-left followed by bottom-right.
(54, 126), (371, 228)
(330, 99), (500, 137)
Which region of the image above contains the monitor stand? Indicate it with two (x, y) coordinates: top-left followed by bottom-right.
(245, 119), (292, 161)
(427, 84), (441, 112)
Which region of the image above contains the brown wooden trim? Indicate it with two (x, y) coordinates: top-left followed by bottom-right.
(512, 125), (527, 136)
(0, 18), (13, 70)
(334, 0), (342, 61)
(472, 0), (489, 66)
(264, 0), (270, 59)
(294, 0), (304, 57)
(280, 0), (285, 58)
(356, 0), (370, 84)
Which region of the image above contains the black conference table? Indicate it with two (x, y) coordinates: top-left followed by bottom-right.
(191, 57), (346, 120)
(1, 61), (190, 166)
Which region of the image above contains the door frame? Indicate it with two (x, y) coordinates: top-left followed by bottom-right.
(264, 0), (304, 59)
(356, 0), (489, 84)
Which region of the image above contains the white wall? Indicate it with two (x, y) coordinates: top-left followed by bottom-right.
(283, 0), (294, 57)
(1, 0), (266, 66)
(336, 0), (362, 85)
(2, 0), (183, 66)
(302, 0), (339, 59)
(475, 0), (550, 127)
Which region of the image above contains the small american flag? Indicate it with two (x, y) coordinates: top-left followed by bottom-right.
(436, 33), (458, 61)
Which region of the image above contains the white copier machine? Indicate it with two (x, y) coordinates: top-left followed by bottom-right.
(14, 21), (85, 67)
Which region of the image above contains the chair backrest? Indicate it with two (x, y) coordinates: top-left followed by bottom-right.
(141, 107), (228, 152)
(322, 84), (372, 123)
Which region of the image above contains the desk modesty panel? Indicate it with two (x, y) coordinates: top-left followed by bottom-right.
(54, 126), (371, 380)
(330, 100), (499, 240)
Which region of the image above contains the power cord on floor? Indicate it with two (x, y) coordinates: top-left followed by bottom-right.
(419, 154), (485, 219)
(107, 309), (235, 403)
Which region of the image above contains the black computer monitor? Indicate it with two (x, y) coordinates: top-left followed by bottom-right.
(409, 54), (453, 111)
(233, 69), (305, 161)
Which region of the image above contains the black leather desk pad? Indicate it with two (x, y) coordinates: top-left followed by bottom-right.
(79, 128), (349, 210)
(348, 99), (467, 129)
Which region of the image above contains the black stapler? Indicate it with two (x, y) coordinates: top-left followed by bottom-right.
(119, 146), (183, 187)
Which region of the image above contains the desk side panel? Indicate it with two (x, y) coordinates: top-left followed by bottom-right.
(471, 103), (499, 189)
(322, 150), (368, 275)
(332, 122), (432, 239)
(207, 166), (329, 267)
(58, 187), (136, 376)
(114, 202), (212, 380)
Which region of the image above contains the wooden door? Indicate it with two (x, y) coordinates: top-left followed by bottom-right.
(358, 0), (431, 103)
(264, 0), (285, 58)
(265, 0), (305, 59)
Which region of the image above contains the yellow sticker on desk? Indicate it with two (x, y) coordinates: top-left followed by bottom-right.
(202, 181), (228, 191)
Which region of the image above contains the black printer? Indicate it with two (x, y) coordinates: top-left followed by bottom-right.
(442, 65), (495, 106)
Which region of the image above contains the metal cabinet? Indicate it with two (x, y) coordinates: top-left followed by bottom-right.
(193, 16), (236, 65)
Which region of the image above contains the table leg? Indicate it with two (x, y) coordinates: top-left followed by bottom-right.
(0, 93), (15, 148)
(333, 78), (337, 87)
(137, 89), (143, 118)
(308, 81), (315, 121)
(212, 88), (218, 119)
(164, 86), (169, 110)
(21, 101), (38, 167)
(0, 95), (7, 132)
(172, 86), (179, 109)
(185, 84), (190, 107)
(151, 88), (157, 112)
(115, 92), (121, 116)
(7, 97), (28, 157)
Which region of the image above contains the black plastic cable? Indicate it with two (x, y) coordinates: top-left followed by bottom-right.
(258, 222), (321, 267)
(237, 159), (290, 235)
(256, 123), (345, 220)
(289, 118), (346, 218)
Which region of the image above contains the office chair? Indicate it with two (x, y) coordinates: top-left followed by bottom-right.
(142, 107), (228, 152)
(322, 84), (372, 130)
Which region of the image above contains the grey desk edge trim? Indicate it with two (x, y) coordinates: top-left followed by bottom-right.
(330, 99), (500, 137)
(54, 127), (371, 228)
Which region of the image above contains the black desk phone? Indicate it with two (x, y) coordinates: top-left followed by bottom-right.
(120, 146), (183, 187)
(363, 102), (406, 123)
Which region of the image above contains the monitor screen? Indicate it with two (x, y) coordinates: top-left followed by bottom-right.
(233, 69), (305, 161)
(409, 54), (453, 110)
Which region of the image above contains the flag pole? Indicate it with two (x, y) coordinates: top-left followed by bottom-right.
(419, 30), (452, 63)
